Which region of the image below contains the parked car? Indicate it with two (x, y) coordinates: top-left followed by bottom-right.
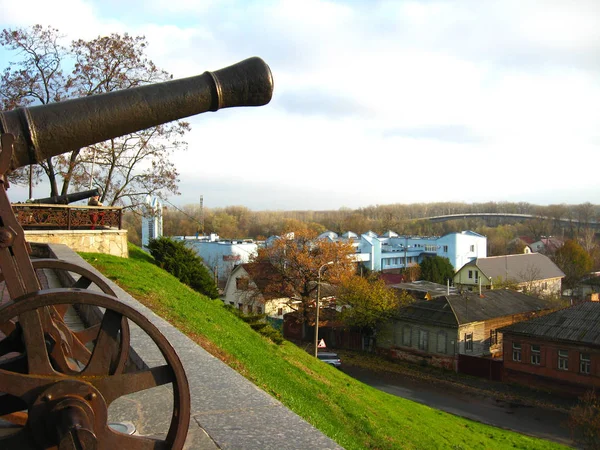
(317, 352), (342, 368)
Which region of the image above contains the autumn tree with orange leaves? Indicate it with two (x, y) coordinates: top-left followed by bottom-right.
(251, 228), (356, 322)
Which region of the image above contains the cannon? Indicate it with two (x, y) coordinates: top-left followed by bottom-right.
(0, 57), (273, 449)
(30, 188), (101, 205)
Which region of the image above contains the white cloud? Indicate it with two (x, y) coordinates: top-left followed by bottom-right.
(0, 0), (598, 210)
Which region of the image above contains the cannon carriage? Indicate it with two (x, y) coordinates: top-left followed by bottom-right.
(0, 57), (273, 449)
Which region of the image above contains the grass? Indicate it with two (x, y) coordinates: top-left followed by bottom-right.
(80, 244), (568, 450)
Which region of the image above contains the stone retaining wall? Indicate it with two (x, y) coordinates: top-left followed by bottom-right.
(25, 229), (128, 258)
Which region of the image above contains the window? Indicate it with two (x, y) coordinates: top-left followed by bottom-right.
(277, 307), (283, 316)
(474, 271), (479, 282)
(558, 350), (568, 371)
(238, 303), (243, 311)
(418, 330), (429, 351)
(256, 306), (262, 314)
(468, 270), (473, 279)
(236, 277), (249, 290)
(531, 345), (541, 365)
(402, 326), (412, 346)
(443, 245), (448, 252)
(465, 333), (473, 352)
(437, 331), (447, 354)
(580, 353), (591, 374)
(470, 245), (475, 252)
(512, 342), (522, 362)
(489, 329), (498, 346)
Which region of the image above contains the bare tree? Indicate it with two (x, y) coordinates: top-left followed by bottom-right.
(0, 26), (189, 208)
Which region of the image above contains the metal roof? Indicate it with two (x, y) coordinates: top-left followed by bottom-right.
(499, 302), (600, 346)
(396, 290), (553, 327)
(390, 280), (457, 298)
(395, 297), (458, 328)
(447, 290), (553, 324)
(464, 253), (565, 283)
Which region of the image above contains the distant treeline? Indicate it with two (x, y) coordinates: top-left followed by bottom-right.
(124, 201), (599, 259)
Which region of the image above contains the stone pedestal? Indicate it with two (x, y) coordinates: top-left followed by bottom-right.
(25, 229), (128, 258)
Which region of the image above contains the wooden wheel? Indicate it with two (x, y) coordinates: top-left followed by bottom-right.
(0, 259), (130, 376)
(0, 289), (190, 449)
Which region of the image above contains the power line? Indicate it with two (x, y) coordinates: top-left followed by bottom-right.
(163, 198), (204, 230)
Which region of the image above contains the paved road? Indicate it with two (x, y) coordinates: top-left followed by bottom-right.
(343, 365), (575, 447)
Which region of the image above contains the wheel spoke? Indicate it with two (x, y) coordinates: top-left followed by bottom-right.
(82, 309), (122, 375)
(52, 304), (69, 317)
(0, 320), (16, 336)
(69, 335), (92, 366)
(73, 324), (100, 343)
(92, 365), (175, 406)
(0, 369), (55, 404)
(18, 309), (54, 375)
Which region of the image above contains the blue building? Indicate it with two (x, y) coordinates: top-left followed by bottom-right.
(318, 230), (486, 272)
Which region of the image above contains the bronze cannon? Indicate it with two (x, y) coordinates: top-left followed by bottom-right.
(0, 57), (273, 449)
(29, 188), (102, 205)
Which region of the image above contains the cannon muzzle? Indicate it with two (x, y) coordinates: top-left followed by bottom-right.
(31, 188), (101, 205)
(0, 57), (273, 171)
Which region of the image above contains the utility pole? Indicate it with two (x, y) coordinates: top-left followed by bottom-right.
(199, 195), (204, 236)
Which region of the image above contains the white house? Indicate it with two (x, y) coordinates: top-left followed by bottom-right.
(315, 230), (487, 272)
(174, 234), (258, 285)
(222, 263), (294, 319)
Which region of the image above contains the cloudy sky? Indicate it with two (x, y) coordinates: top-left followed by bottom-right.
(0, 0), (598, 210)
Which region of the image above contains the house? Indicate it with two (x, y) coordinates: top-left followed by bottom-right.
(500, 302), (600, 395)
(529, 237), (563, 255)
(314, 230), (486, 273)
(175, 234), (258, 287)
(454, 253), (564, 297)
(222, 263), (293, 319)
(388, 280), (457, 301)
(377, 290), (555, 371)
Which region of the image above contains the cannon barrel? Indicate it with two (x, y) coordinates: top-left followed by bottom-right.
(0, 57), (273, 171)
(31, 188), (101, 205)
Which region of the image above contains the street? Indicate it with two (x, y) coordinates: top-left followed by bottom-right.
(343, 365), (575, 447)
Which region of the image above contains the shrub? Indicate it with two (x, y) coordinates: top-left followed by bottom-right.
(147, 237), (219, 298)
(569, 390), (600, 449)
(226, 307), (283, 345)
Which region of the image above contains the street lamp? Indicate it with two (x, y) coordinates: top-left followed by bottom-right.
(314, 261), (334, 357)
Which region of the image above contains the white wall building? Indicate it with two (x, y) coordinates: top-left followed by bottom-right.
(174, 234), (258, 285)
(222, 264), (294, 318)
(141, 197), (163, 250)
(317, 230), (487, 272)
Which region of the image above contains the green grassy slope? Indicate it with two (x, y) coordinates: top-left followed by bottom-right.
(80, 244), (567, 450)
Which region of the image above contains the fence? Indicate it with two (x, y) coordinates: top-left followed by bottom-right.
(13, 204), (122, 230)
(457, 354), (503, 381)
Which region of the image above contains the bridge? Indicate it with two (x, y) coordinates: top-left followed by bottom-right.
(426, 213), (600, 229)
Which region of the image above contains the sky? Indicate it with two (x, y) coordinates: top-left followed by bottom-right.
(0, 0), (599, 211)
